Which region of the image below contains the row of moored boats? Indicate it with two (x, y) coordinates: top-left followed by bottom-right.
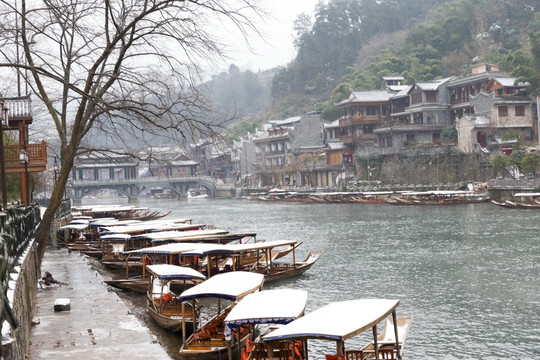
(245, 189), (490, 205)
(60, 204), (413, 360)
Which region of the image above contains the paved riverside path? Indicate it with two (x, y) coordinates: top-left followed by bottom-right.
(29, 248), (172, 359)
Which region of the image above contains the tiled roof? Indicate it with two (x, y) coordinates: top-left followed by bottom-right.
(336, 90), (394, 106)
(413, 77), (453, 91)
(390, 86), (412, 99)
(492, 77), (530, 88)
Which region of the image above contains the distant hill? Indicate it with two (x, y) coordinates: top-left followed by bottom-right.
(204, 0), (540, 136)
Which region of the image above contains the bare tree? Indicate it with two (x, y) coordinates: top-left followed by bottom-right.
(0, 0), (263, 263)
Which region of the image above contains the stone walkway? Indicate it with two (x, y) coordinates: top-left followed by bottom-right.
(29, 248), (172, 359)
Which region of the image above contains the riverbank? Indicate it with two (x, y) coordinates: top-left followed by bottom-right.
(29, 248), (172, 359)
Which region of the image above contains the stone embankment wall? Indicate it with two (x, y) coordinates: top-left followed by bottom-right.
(1, 241), (40, 360)
(488, 178), (540, 200)
(1, 199), (71, 360)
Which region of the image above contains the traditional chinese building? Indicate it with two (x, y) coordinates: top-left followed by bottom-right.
(0, 95), (47, 206)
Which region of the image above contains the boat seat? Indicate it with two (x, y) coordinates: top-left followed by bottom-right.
(346, 350), (365, 360)
(376, 316), (413, 347)
(326, 355), (345, 360)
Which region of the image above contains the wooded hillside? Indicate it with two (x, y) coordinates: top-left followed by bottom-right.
(210, 0), (540, 137)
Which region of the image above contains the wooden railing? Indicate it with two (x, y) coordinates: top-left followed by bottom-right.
(3, 141), (47, 164)
(0, 95), (32, 119)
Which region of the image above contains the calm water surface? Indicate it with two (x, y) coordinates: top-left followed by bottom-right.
(86, 198), (539, 359)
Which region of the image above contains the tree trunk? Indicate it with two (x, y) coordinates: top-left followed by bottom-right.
(35, 142), (76, 269)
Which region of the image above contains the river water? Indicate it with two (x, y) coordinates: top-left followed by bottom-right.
(84, 197), (539, 359)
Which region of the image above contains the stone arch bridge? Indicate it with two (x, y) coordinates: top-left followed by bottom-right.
(69, 176), (218, 202)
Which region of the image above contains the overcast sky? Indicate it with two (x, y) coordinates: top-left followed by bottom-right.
(218, 0), (317, 73)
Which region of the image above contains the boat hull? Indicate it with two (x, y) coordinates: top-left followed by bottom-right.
(147, 306), (193, 333)
(261, 251), (323, 283)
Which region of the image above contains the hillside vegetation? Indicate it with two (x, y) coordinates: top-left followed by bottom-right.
(211, 0), (540, 138)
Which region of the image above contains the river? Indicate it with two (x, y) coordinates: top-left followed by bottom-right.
(83, 197), (539, 359)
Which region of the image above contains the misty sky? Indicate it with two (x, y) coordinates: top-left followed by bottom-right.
(220, 0), (317, 72)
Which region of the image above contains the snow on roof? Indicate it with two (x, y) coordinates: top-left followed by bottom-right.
(224, 289), (308, 340)
(391, 85), (412, 99)
(337, 90), (395, 106)
(262, 299), (400, 342)
(413, 77), (453, 91)
(145, 264), (206, 280)
(382, 76), (404, 80)
(132, 228), (228, 242)
(492, 77), (529, 88)
(324, 119), (340, 128)
(178, 271), (264, 302)
(326, 142), (348, 150)
(268, 116), (302, 127)
(387, 85), (409, 92)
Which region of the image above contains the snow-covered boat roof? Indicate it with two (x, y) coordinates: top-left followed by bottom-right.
(124, 242), (198, 255)
(69, 219), (90, 225)
(262, 299), (399, 342)
(58, 223), (88, 231)
(145, 264), (206, 281)
(224, 289), (308, 340)
(101, 222), (203, 234)
(514, 192), (540, 197)
(125, 240), (297, 257)
(101, 233), (132, 241)
(178, 271), (264, 302)
(133, 228), (228, 241)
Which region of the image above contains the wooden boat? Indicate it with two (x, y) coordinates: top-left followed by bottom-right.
(252, 251), (323, 283)
(72, 205), (171, 221)
(99, 221), (203, 236)
(103, 233), (259, 293)
(359, 316), (414, 359)
(123, 240), (321, 283)
(145, 264), (206, 332)
(262, 299), (413, 360)
(490, 199), (518, 208)
(132, 228), (230, 244)
(178, 271), (265, 359)
(104, 276), (150, 293)
(223, 289), (308, 360)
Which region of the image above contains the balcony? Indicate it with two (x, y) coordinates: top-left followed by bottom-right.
(1, 95), (33, 123)
(2, 141), (47, 173)
(339, 114), (388, 127)
(340, 134), (377, 145)
(450, 97), (469, 105)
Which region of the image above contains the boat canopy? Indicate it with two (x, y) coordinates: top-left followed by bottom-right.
(100, 233), (132, 241)
(514, 192), (540, 197)
(58, 223), (88, 231)
(178, 271), (264, 302)
(224, 289), (308, 340)
(150, 231), (254, 244)
(124, 240), (298, 257)
(101, 222), (203, 234)
(69, 219), (90, 225)
(133, 229), (228, 241)
(262, 299), (399, 342)
(146, 264), (206, 281)
(124, 242), (198, 255)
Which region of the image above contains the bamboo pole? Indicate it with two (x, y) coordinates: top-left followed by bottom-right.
(392, 310), (402, 360)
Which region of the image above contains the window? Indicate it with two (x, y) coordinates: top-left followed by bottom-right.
(425, 91), (437, 103)
(366, 107), (378, 116)
(411, 92), (422, 104)
(515, 106), (525, 116)
(498, 106), (508, 117)
(343, 152), (353, 163)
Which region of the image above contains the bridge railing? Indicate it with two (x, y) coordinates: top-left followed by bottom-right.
(71, 175), (218, 186)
